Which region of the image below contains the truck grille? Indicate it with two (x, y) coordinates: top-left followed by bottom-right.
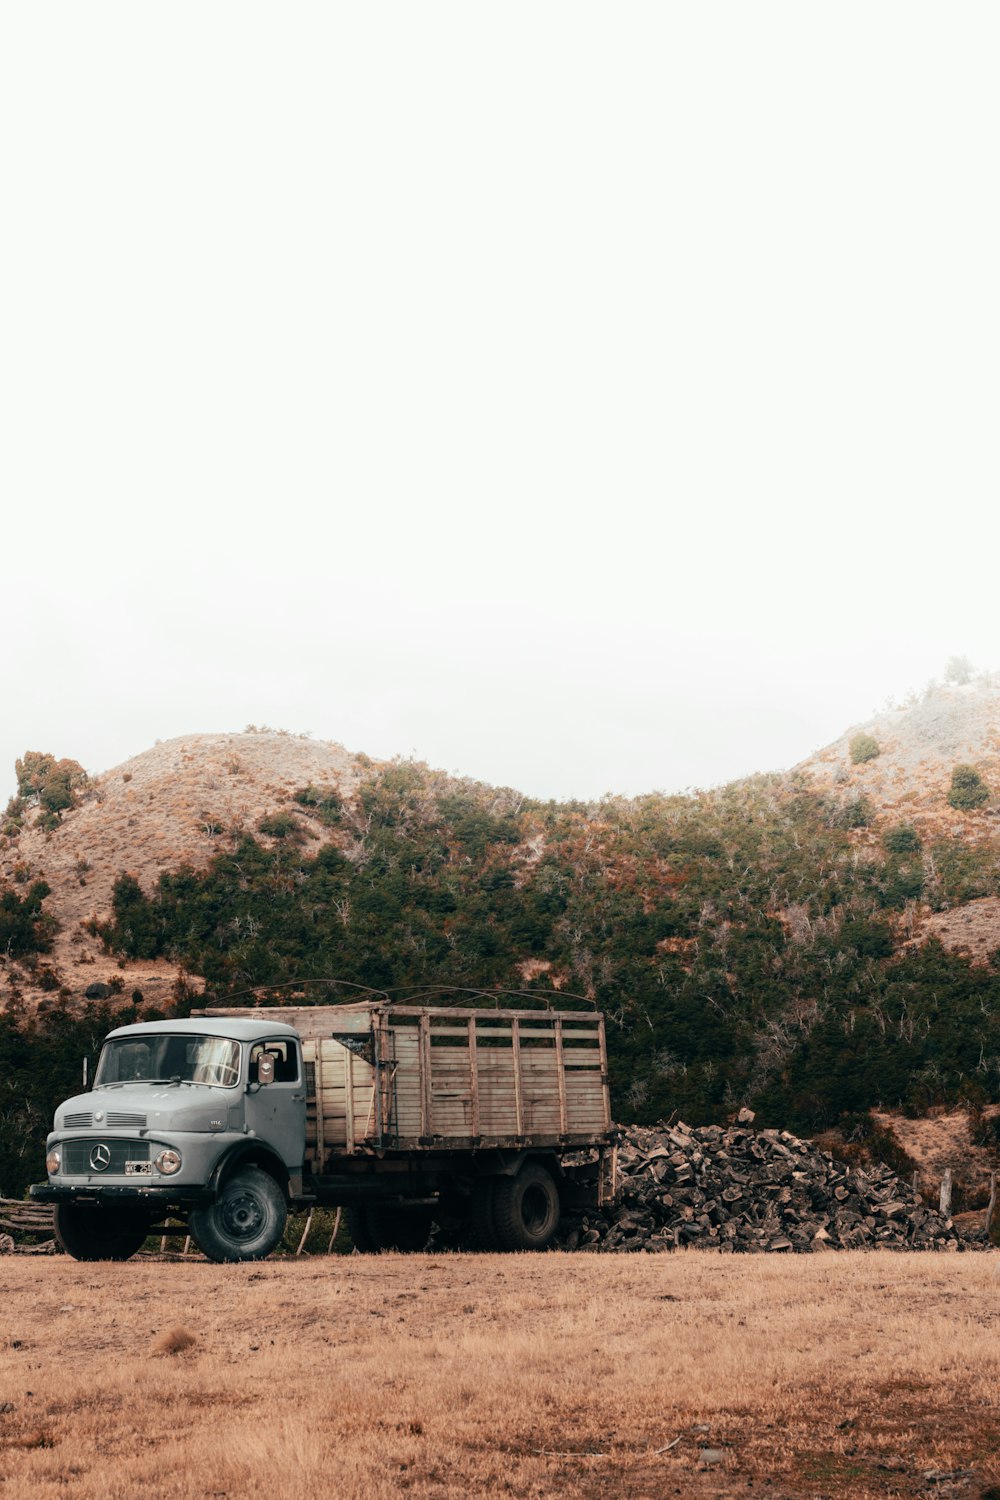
(62, 1140), (150, 1175)
(64, 1112), (93, 1128)
(107, 1112), (147, 1128)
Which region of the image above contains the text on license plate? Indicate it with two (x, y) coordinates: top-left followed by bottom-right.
(125, 1161), (152, 1176)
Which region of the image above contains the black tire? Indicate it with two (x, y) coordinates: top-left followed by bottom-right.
(53, 1203), (150, 1262)
(346, 1204), (433, 1253)
(189, 1167), (287, 1263)
(470, 1178), (501, 1249)
(493, 1164), (560, 1251)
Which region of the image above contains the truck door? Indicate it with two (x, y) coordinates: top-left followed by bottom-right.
(245, 1038), (307, 1170)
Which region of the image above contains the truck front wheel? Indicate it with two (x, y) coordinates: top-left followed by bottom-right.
(53, 1203), (149, 1261)
(190, 1167), (287, 1263)
(492, 1163), (560, 1251)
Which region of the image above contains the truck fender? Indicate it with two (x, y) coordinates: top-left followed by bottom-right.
(207, 1142), (292, 1202)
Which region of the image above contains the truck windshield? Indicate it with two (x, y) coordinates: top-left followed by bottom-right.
(95, 1034), (242, 1088)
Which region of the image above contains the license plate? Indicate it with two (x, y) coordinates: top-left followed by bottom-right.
(125, 1161), (152, 1176)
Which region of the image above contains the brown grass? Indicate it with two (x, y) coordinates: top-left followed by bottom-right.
(2, 1253), (1000, 1497)
(151, 1325), (197, 1357)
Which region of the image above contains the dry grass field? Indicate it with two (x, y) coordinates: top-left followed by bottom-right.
(3, 1255), (1000, 1500)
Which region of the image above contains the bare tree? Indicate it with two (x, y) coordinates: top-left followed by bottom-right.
(944, 654), (974, 685)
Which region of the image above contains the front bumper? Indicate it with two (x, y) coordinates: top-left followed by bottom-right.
(30, 1182), (214, 1206)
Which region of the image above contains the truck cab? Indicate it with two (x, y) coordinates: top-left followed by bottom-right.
(31, 1017), (307, 1262)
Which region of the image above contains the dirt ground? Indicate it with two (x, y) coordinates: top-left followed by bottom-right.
(3, 1253), (1000, 1500)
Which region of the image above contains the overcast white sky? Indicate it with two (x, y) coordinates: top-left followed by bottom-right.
(2, 5), (998, 807)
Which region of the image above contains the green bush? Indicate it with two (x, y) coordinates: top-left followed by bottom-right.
(294, 785), (343, 826)
(883, 824), (922, 855)
(13, 752), (88, 825)
(258, 812), (301, 839)
(947, 765), (989, 811)
(0, 879), (54, 954)
(878, 860), (924, 909)
(833, 795), (874, 829)
(849, 733), (880, 765)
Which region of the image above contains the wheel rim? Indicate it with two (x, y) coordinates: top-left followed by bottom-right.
(220, 1189), (266, 1241)
(521, 1183), (553, 1236)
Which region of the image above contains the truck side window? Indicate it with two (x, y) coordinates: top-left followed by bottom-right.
(249, 1040), (299, 1084)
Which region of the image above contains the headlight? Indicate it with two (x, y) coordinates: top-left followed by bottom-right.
(46, 1149), (61, 1175)
(155, 1149), (182, 1176)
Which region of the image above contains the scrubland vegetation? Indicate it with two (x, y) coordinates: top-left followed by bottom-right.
(99, 760), (1000, 1132)
(6, 746), (1000, 1197)
(2, 1254), (1000, 1498)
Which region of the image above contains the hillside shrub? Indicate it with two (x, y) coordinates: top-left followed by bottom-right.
(877, 860), (924, 910)
(109, 874), (164, 959)
(258, 812), (301, 839)
(0, 879), (54, 955)
(13, 752), (88, 824)
(883, 824), (921, 855)
(944, 655), (974, 686)
(833, 795), (874, 829)
(294, 785), (343, 825)
(927, 839), (996, 906)
(947, 765), (989, 811)
(849, 734), (880, 765)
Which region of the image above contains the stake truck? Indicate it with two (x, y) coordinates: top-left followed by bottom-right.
(31, 999), (617, 1261)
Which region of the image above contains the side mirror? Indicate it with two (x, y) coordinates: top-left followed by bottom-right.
(257, 1054), (276, 1086)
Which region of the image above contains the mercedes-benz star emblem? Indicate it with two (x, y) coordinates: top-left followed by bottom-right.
(89, 1143), (111, 1172)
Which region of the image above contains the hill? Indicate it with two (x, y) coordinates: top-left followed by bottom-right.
(1, 731), (363, 1015)
(4, 690), (1000, 1198)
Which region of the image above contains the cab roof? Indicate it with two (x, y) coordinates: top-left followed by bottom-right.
(104, 1018), (299, 1043)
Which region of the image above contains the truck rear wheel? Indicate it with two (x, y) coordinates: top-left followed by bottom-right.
(53, 1203), (150, 1261)
(492, 1163), (560, 1251)
(346, 1204), (433, 1252)
(189, 1167), (287, 1263)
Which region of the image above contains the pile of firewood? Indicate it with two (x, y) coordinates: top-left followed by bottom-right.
(0, 1197), (56, 1254)
(558, 1120), (973, 1253)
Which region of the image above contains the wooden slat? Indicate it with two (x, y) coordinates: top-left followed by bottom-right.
(200, 1006), (373, 1039)
(554, 1019), (567, 1135)
(511, 1018), (523, 1136)
(314, 1043), (326, 1169)
(344, 1038), (355, 1153)
(419, 1014), (431, 1138)
(383, 1006), (596, 1022)
(598, 1007), (611, 1129)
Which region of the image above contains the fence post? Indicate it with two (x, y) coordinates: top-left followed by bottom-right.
(986, 1172), (997, 1240)
(939, 1168), (953, 1219)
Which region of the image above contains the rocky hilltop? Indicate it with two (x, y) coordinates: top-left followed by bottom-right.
(1, 732), (366, 1014)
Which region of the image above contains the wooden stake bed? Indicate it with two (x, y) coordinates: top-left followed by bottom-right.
(206, 1003), (613, 1173)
